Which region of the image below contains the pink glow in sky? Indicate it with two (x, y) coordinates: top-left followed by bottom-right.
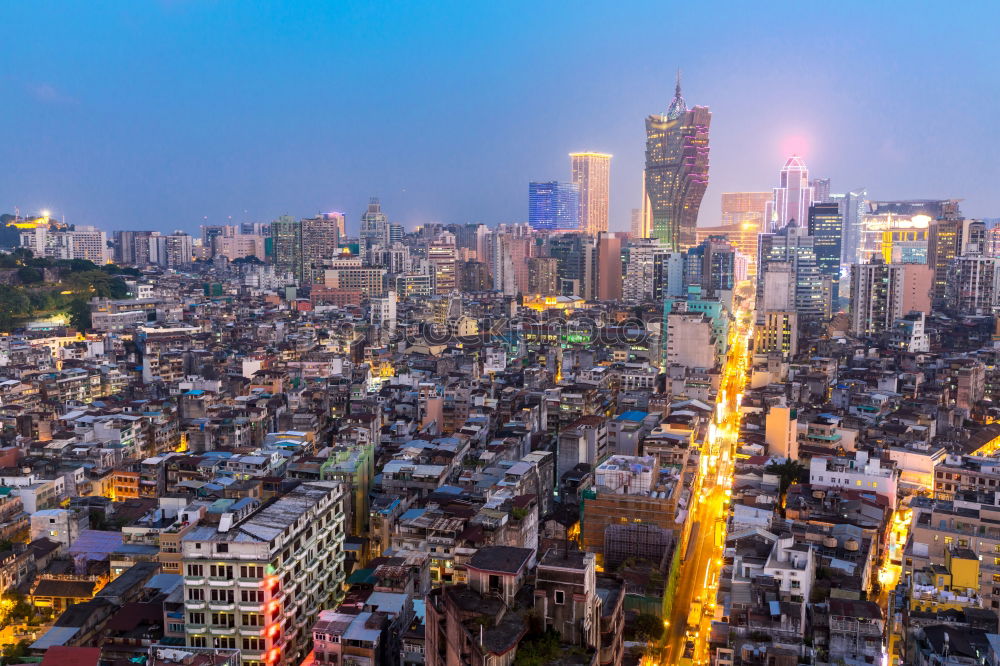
(780, 134), (812, 161)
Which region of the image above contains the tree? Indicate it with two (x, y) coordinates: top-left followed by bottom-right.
(767, 459), (807, 497)
(1, 639), (30, 661)
(67, 298), (91, 331)
(11, 248), (33, 264)
(15, 266), (42, 284)
(101, 264), (142, 277)
(513, 630), (562, 666)
(630, 613), (665, 642)
(108, 276), (128, 299)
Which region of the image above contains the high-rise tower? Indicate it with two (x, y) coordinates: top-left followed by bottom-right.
(765, 156), (814, 232)
(359, 198), (390, 248)
(644, 73), (711, 251)
(271, 215), (302, 279)
(301, 213), (344, 284)
(570, 152), (611, 236)
(529, 181), (580, 231)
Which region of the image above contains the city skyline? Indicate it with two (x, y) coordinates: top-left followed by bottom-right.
(5, 4), (1000, 666)
(2, 2), (997, 234)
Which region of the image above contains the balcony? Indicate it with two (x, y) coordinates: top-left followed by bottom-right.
(185, 577), (206, 586)
(237, 601), (265, 613)
(208, 601), (235, 611)
(208, 578), (236, 587)
(186, 601), (206, 611)
(208, 626), (236, 636)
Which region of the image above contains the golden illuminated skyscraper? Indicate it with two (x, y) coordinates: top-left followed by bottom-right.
(570, 152), (611, 236)
(644, 73), (710, 250)
(721, 192), (771, 227)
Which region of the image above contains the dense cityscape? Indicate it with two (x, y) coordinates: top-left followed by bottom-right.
(2, 5), (999, 666)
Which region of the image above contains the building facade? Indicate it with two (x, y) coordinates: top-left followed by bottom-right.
(570, 152), (611, 236)
(849, 259), (933, 338)
(529, 181), (580, 232)
(643, 78), (710, 250)
(765, 156), (814, 233)
(808, 202), (844, 302)
(181, 482), (347, 666)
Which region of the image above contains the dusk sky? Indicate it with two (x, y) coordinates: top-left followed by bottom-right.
(3, 1), (998, 234)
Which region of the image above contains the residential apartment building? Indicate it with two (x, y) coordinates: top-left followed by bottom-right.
(181, 482), (346, 666)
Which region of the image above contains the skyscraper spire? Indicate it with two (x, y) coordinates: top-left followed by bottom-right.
(666, 69), (687, 120)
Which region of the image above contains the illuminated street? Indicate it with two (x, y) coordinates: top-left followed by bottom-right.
(648, 304), (753, 666)
(880, 504), (914, 665)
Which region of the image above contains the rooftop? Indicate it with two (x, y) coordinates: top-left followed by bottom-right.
(468, 545), (533, 574)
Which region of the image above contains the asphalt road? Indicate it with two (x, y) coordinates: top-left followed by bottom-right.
(649, 311), (751, 666)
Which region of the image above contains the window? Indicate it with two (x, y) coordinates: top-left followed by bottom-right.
(241, 590), (264, 603)
(211, 612), (234, 627)
(189, 612), (205, 625)
(554, 590), (565, 605)
(241, 565), (265, 579)
(242, 613), (263, 627)
(211, 589), (234, 603)
(243, 637), (266, 651)
(188, 588), (205, 601)
(217, 543), (228, 553)
(210, 564), (233, 579)
(855, 480), (862, 487)
(187, 564), (204, 577)
(214, 637), (236, 649)
(190, 636), (207, 648)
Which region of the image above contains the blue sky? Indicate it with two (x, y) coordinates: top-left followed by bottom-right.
(2, 1), (998, 234)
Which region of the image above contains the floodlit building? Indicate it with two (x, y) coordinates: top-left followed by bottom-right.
(570, 152), (611, 236)
(765, 156), (814, 233)
(644, 76), (710, 250)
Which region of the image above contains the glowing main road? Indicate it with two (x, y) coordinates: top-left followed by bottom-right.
(646, 307), (752, 666)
